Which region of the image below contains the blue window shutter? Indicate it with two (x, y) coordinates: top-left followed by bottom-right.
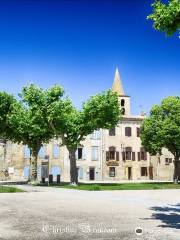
(24, 145), (30, 158)
(23, 166), (30, 178)
(82, 147), (87, 160)
(78, 167), (83, 179)
(53, 145), (59, 158)
(39, 146), (46, 159)
(92, 146), (98, 160)
(37, 166), (41, 178)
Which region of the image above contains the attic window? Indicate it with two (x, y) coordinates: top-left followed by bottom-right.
(121, 99), (125, 106)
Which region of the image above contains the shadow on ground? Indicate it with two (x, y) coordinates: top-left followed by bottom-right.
(143, 204), (180, 229)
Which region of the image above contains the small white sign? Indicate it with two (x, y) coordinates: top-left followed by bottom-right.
(8, 167), (14, 174)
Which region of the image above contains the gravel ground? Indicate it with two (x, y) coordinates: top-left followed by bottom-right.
(0, 185), (179, 240)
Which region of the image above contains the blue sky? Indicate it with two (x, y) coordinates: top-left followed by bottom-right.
(0, 0), (179, 114)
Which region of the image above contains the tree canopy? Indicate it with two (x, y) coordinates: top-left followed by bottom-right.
(141, 96), (180, 182)
(51, 90), (121, 150)
(0, 92), (16, 141)
(147, 0), (180, 36)
(50, 90), (121, 184)
(7, 84), (67, 181)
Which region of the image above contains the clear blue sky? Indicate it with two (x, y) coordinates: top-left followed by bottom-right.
(0, 0), (179, 114)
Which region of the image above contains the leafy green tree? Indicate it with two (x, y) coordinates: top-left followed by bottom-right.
(0, 92), (16, 138)
(141, 97), (180, 183)
(50, 90), (121, 184)
(0, 92), (16, 170)
(147, 0), (180, 36)
(8, 84), (67, 182)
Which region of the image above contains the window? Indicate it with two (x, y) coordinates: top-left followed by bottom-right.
(39, 146), (46, 159)
(109, 128), (115, 136)
(91, 130), (100, 139)
(125, 127), (131, 136)
(92, 146), (99, 161)
(140, 147), (147, 160)
(121, 99), (125, 106)
(122, 108), (125, 115)
(165, 158), (172, 165)
(122, 147), (135, 161)
(137, 127), (140, 137)
(78, 167), (83, 179)
(109, 146), (115, 160)
(141, 167), (147, 177)
(125, 147), (132, 160)
(53, 144), (59, 159)
(109, 167), (115, 177)
(106, 147), (119, 161)
(24, 145), (30, 158)
(132, 152), (135, 161)
(77, 148), (82, 160)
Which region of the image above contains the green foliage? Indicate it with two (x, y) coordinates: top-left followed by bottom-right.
(0, 186), (24, 193)
(51, 90), (121, 150)
(8, 84), (65, 153)
(0, 92), (16, 139)
(51, 182), (180, 191)
(0, 84), (67, 181)
(141, 96), (180, 157)
(0, 85), (121, 183)
(147, 0), (180, 36)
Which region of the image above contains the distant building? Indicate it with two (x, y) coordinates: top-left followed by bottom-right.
(0, 69), (174, 182)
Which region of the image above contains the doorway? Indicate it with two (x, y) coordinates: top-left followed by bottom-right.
(128, 167), (132, 180)
(149, 166), (153, 180)
(89, 167), (95, 180)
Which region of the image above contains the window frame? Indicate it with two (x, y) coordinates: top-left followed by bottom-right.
(125, 127), (131, 137)
(141, 167), (148, 177)
(109, 167), (115, 177)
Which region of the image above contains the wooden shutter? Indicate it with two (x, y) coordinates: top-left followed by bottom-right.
(109, 128), (115, 136)
(125, 127), (131, 136)
(116, 152), (119, 161)
(122, 152), (126, 161)
(106, 151), (110, 161)
(144, 151), (147, 160)
(138, 152), (140, 161)
(132, 152), (135, 161)
(137, 127), (140, 137)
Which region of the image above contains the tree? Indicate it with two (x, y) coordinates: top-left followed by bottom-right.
(0, 92), (16, 171)
(8, 84), (67, 182)
(140, 96), (180, 183)
(147, 0), (180, 36)
(50, 90), (121, 184)
(0, 92), (16, 138)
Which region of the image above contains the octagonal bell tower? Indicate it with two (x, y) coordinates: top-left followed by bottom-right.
(112, 68), (130, 116)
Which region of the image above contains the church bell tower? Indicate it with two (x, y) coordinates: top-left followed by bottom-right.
(111, 68), (131, 116)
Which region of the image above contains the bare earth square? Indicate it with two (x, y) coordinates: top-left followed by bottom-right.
(0, 185), (179, 240)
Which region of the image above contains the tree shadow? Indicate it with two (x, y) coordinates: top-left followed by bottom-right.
(143, 204), (180, 229)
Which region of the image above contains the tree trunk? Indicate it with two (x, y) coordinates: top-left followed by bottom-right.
(30, 153), (38, 182)
(68, 148), (78, 185)
(173, 155), (179, 184)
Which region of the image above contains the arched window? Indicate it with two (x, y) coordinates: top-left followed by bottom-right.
(122, 108), (125, 115)
(109, 146), (116, 160)
(121, 99), (125, 106)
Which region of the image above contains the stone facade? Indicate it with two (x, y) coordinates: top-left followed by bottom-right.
(0, 69), (175, 182)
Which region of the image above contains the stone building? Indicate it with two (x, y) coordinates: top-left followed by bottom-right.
(0, 69), (174, 182)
